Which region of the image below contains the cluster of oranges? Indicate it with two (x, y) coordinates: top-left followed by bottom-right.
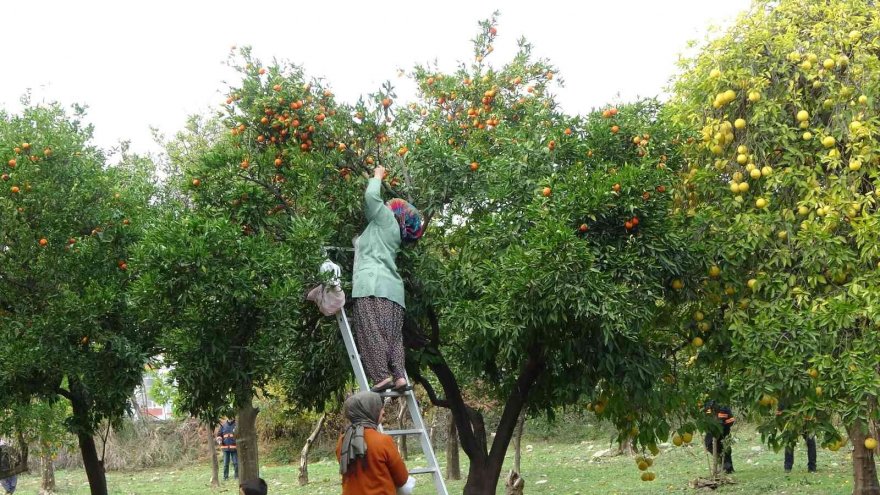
(5, 143), (52, 196)
(601, 107), (620, 134)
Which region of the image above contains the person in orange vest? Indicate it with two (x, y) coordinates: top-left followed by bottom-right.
(216, 418), (238, 481)
(703, 400), (735, 474)
(337, 391), (415, 495)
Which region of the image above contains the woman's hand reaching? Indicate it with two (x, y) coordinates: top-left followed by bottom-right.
(373, 165), (386, 180)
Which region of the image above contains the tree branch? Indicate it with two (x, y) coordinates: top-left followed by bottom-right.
(426, 304), (441, 347)
(235, 172), (292, 214)
(427, 350), (483, 461)
(487, 345), (545, 473)
(411, 371), (449, 408)
(56, 387), (73, 401)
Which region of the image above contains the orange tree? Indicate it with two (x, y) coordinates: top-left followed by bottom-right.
(668, 0), (880, 492)
(382, 17), (709, 493)
(0, 398), (72, 490)
(130, 47), (399, 482)
(0, 101), (155, 495)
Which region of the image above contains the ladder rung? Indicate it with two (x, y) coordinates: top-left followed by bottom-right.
(385, 428), (424, 436)
(378, 390), (412, 398)
(409, 467), (440, 475)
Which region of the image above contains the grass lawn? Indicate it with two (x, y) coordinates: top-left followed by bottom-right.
(15, 428), (858, 494)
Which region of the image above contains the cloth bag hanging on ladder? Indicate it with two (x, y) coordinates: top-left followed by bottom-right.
(306, 259), (346, 316)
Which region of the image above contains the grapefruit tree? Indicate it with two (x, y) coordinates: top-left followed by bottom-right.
(0, 101), (156, 495)
(669, 0), (880, 492)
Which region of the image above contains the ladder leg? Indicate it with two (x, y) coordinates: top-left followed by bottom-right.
(337, 308), (369, 391)
(403, 374), (449, 495)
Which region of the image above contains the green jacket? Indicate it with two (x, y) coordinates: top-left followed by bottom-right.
(352, 178), (405, 308)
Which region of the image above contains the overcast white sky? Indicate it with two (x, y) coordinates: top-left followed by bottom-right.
(0, 1), (752, 156)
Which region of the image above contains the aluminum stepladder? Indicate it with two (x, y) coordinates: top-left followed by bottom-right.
(321, 259), (449, 495)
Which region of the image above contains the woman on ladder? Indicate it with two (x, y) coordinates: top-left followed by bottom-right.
(352, 164), (424, 393)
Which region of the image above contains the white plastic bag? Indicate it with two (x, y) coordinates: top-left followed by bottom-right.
(396, 475), (416, 495)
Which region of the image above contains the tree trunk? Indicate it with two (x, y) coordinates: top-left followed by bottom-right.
(236, 397), (260, 483)
(69, 383), (107, 495)
(429, 410), (438, 444)
(446, 409), (461, 480)
(463, 458), (495, 495)
(205, 423), (219, 488)
(397, 401), (409, 460)
(848, 421), (880, 495)
(462, 348), (544, 495)
(617, 432), (636, 456)
(39, 451), (55, 494)
(513, 412), (525, 474)
(298, 413), (326, 486)
(77, 431), (107, 495)
(414, 309), (544, 495)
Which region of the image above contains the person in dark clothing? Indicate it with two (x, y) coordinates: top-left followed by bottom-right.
(240, 478), (268, 495)
(777, 406), (817, 473)
(784, 434), (817, 473)
(216, 418), (239, 480)
(0, 439), (18, 494)
(703, 401), (735, 474)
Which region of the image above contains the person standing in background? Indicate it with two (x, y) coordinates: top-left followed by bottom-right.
(216, 418), (239, 481)
(703, 400), (735, 474)
(777, 405), (817, 473)
(0, 439), (17, 495)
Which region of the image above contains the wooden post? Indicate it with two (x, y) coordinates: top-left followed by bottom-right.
(504, 470), (524, 495)
(397, 401), (409, 460)
(205, 423), (219, 488)
(298, 414), (326, 486)
(512, 412), (525, 474)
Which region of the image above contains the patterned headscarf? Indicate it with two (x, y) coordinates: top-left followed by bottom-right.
(386, 198), (424, 243)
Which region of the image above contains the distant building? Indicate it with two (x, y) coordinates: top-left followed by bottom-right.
(133, 366), (174, 420)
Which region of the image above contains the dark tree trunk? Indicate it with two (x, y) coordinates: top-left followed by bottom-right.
(298, 413), (326, 486)
(849, 421), (880, 495)
(76, 430), (106, 495)
(424, 358), (544, 495)
(412, 307), (545, 494)
(68, 382), (107, 495)
(205, 423), (219, 488)
(40, 450), (55, 494)
(446, 409), (460, 480)
(236, 397), (260, 483)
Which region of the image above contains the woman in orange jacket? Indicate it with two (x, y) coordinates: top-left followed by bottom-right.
(337, 391), (413, 495)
